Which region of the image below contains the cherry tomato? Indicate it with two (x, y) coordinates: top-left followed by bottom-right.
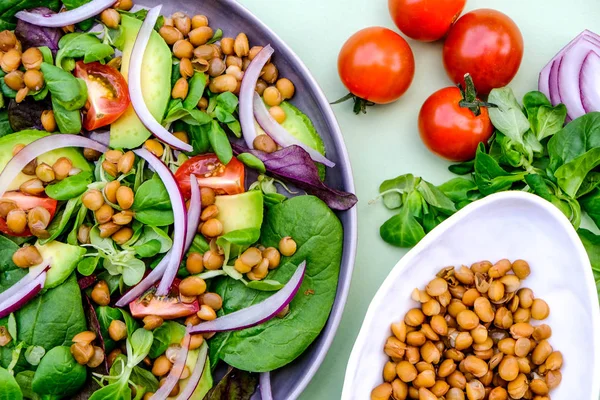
(388, 0), (466, 42)
(0, 192), (58, 236)
(419, 86), (493, 161)
(175, 154), (245, 199)
(74, 61), (131, 131)
(443, 9), (524, 95)
(338, 27), (415, 110)
(129, 279), (199, 319)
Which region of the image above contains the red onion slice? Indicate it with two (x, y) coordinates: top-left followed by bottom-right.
(189, 261), (306, 333)
(260, 372), (273, 400)
(15, 0), (114, 27)
(558, 38), (600, 119)
(580, 51), (600, 113)
(548, 59), (562, 106)
(133, 148), (187, 296)
(0, 260), (50, 305)
(0, 270), (47, 318)
(253, 93), (335, 168)
(0, 135), (107, 199)
(151, 330), (191, 400)
(240, 45), (274, 149)
(175, 343), (208, 400)
(539, 30), (600, 99)
(184, 175), (201, 252)
(129, 6), (193, 152)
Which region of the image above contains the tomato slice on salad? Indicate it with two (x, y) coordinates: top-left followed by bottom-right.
(74, 61), (131, 131)
(175, 154), (245, 199)
(0, 192), (58, 237)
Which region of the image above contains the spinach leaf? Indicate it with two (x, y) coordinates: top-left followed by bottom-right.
(45, 171), (92, 200)
(148, 321), (185, 359)
(548, 112), (600, 172)
(207, 120), (233, 165)
(448, 160), (475, 175)
(488, 87), (530, 146)
(210, 196), (342, 372)
(0, 366), (22, 400)
(580, 188), (600, 229)
(134, 240), (161, 258)
(554, 147), (600, 197)
(163, 100), (212, 125)
(473, 144), (527, 195)
(39, 196), (81, 245)
(183, 72), (207, 110)
(380, 206), (426, 247)
(245, 280), (284, 291)
(77, 256), (99, 276)
(67, 203), (88, 246)
(41, 62), (87, 111)
(132, 174), (173, 226)
(578, 229), (600, 301)
(32, 346), (86, 397)
(525, 174), (580, 227)
(132, 226), (172, 254)
(56, 33), (110, 70)
(0, 236), (19, 273)
(16, 274), (87, 351)
(237, 153), (266, 174)
(188, 123), (211, 154)
(51, 96), (82, 134)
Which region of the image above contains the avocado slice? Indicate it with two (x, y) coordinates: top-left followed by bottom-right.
(110, 15), (172, 149)
(214, 191), (264, 234)
(279, 101), (325, 155)
(0, 130), (92, 192)
(172, 344), (212, 400)
(35, 240), (86, 290)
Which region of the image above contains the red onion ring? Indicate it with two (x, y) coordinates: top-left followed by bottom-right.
(184, 175), (201, 252)
(0, 260), (50, 305)
(0, 269), (47, 318)
(240, 45), (275, 149)
(253, 92), (335, 168)
(151, 330), (191, 400)
(259, 372), (273, 400)
(0, 134), (108, 199)
(128, 5), (193, 152)
(188, 261), (306, 333)
(580, 51), (600, 113)
(175, 343), (208, 400)
(133, 148), (187, 297)
(15, 0), (115, 27)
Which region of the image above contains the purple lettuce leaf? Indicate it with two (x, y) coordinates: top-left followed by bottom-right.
(83, 294), (109, 373)
(232, 143), (358, 211)
(15, 8), (63, 54)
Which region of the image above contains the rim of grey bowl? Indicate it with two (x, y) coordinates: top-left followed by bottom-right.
(220, 1), (358, 398)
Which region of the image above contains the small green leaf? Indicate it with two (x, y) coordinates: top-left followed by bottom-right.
(237, 153), (266, 173)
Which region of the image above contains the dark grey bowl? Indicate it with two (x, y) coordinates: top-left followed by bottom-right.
(138, 0), (358, 398)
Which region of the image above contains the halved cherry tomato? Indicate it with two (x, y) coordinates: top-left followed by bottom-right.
(388, 0), (466, 42)
(0, 192), (58, 236)
(337, 27), (415, 112)
(74, 61), (131, 131)
(443, 9), (524, 95)
(419, 85), (494, 161)
(175, 154), (245, 199)
(129, 279), (199, 319)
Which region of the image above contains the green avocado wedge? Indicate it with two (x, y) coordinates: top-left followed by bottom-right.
(35, 240), (86, 290)
(0, 130), (92, 192)
(110, 15), (172, 149)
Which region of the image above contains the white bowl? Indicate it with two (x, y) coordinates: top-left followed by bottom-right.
(342, 191), (600, 399)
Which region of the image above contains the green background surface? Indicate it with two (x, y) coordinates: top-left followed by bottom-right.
(237, 0), (600, 398)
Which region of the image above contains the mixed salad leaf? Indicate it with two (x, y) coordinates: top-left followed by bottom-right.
(0, 2), (357, 399)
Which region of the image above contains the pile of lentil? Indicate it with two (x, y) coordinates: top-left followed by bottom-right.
(372, 259), (562, 400)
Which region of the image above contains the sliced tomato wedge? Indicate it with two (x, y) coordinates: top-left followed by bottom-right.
(175, 154), (245, 199)
(0, 192), (58, 237)
(74, 61), (131, 131)
(129, 279), (199, 320)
